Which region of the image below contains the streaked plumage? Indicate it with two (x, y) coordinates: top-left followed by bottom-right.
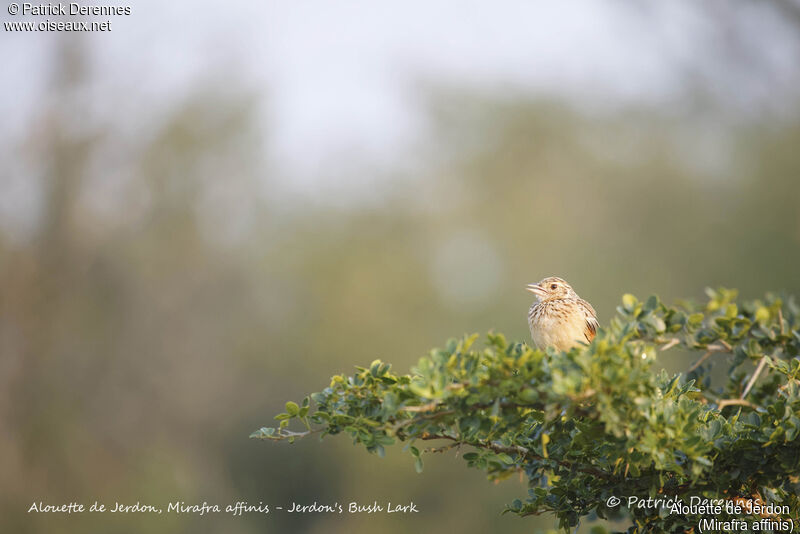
(526, 277), (598, 351)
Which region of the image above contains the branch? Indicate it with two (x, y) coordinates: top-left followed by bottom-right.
(689, 351), (713, 372)
(740, 356), (769, 399)
(739, 306), (787, 400)
(660, 338), (681, 352)
(392, 398), (554, 435)
(689, 340), (733, 372)
(400, 402), (442, 413)
(717, 398), (759, 410)
(391, 409), (455, 432)
(251, 427), (323, 441)
(423, 442), (461, 454)
(418, 433), (617, 481)
(709, 340), (732, 352)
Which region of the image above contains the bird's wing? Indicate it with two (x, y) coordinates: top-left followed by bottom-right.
(579, 299), (599, 342)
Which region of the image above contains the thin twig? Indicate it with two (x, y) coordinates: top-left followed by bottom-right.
(707, 340), (732, 352)
(391, 409), (455, 432)
(401, 402), (441, 413)
(717, 398), (758, 410)
(778, 307), (785, 336)
(660, 338), (681, 352)
(741, 356), (769, 399)
(689, 351), (713, 372)
(423, 442), (461, 454)
(688, 340), (733, 373)
(418, 433), (616, 481)
(394, 399), (553, 433)
(256, 428), (323, 441)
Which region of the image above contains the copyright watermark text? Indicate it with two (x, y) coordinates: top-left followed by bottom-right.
(5, 3), (131, 32)
(605, 495), (795, 532)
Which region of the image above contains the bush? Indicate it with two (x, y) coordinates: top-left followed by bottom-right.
(252, 289), (800, 533)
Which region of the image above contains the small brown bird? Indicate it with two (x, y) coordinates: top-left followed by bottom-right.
(526, 276), (599, 351)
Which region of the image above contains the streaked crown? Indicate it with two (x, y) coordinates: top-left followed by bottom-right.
(525, 276), (578, 301)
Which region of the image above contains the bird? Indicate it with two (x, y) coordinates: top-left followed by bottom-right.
(526, 276), (599, 351)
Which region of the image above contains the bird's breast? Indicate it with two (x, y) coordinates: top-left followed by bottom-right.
(528, 300), (588, 351)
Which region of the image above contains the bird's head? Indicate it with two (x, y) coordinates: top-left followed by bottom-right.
(526, 276), (577, 302)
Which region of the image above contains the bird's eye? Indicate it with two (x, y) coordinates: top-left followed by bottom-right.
(550, 284), (558, 290)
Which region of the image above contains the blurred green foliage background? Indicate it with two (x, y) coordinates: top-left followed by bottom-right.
(2, 4), (800, 533)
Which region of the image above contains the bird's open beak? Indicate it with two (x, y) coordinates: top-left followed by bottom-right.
(526, 283), (546, 297)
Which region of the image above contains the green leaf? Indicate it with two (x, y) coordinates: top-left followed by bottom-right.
(622, 294), (637, 312)
(285, 402), (300, 416)
(643, 295), (660, 313)
(249, 427), (276, 439)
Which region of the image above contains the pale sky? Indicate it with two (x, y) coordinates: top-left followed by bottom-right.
(2, 1), (799, 183)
